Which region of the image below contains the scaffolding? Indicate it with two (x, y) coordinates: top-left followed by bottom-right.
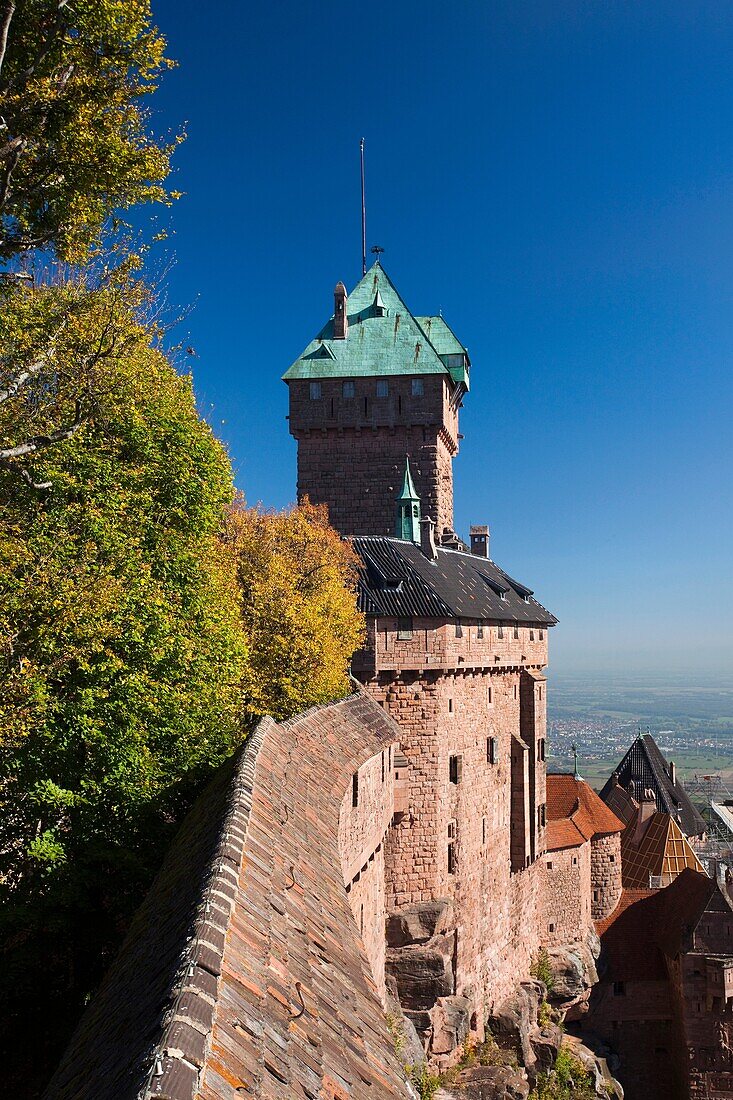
(687, 773), (733, 872)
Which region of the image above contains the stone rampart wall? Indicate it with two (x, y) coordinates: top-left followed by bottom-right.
(543, 842), (592, 945)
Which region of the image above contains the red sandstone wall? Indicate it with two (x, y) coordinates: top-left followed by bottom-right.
(339, 746), (396, 1002)
(355, 618), (549, 676)
(543, 843), (592, 945)
(591, 833), (622, 920)
(288, 375), (458, 536)
(367, 662), (548, 1018)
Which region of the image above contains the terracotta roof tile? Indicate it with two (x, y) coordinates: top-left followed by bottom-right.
(546, 774), (624, 851)
(44, 693), (411, 1100)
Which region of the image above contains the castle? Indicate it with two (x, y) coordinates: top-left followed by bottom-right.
(283, 261), (622, 1040)
(45, 263), (733, 1100)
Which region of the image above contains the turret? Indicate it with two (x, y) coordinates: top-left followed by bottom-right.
(395, 457), (421, 542)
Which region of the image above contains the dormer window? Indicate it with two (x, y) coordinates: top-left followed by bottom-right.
(309, 382), (322, 400)
(376, 380), (389, 398)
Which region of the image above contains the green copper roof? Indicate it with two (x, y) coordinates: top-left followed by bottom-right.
(396, 455), (419, 501)
(395, 457), (421, 542)
(414, 315), (465, 357)
(283, 263), (467, 382)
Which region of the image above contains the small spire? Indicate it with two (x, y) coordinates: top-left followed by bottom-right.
(395, 457), (421, 542)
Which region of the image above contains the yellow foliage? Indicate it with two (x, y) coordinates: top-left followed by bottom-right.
(225, 498), (366, 721)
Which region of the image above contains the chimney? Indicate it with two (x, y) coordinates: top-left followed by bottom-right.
(333, 281), (348, 339)
(633, 789), (657, 845)
(421, 515), (438, 560)
(669, 760), (676, 787)
(470, 524), (490, 558)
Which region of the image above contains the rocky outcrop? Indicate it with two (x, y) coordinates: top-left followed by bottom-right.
(386, 900), (464, 1057)
(546, 931), (601, 1022)
(488, 980), (561, 1083)
(435, 1065), (530, 1100)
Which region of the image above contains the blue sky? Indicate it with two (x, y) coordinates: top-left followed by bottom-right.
(149, 0), (733, 676)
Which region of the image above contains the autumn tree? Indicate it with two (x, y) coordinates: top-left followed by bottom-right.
(226, 499), (365, 721)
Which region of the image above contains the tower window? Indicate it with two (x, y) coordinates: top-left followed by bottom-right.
(497, 624), (504, 639)
(449, 754), (462, 784)
(477, 624), (484, 639)
(529, 629), (535, 641)
(487, 736), (498, 764)
(376, 380), (389, 397)
(412, 377), (424, 396)
(397, 617), (413, 640)
(309, 382), (322, 399)
(455, 621), (463, 638)
(342, 380), (355, 398)
(513, 624), (519, 640)
(352, 771), (359, 807)
(448, 842), (456, 874)
(539, 629), (544, 640)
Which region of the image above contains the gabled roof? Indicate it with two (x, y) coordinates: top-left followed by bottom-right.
(414, 315), (466, 359)
(283, 263), (461, 382)
(599, 734), (706, 838)
(621, 810), (706, 888)
(351, 536), (558, 624)
(545, 774), (624, 851)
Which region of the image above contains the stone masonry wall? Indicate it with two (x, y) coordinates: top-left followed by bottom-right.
(288, 373), (459, 536)
(365, 660), (548, 1022)
(591, 833), (622, 921)
(543, 843), (592, 946)
(339, 745), (396, 1002)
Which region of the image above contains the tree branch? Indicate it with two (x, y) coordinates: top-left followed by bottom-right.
(0, 322), (65, 405)
(0, 1), (15, 82)
(0, 399), (84, 461)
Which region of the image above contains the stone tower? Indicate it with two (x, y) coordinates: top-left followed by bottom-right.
(283, 262), (470, 539)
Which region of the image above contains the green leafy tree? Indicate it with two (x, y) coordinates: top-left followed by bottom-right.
(0, 277), (249, 1093)
(0, 0), (177, 262)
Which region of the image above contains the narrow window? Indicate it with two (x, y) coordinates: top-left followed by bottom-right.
(448, 697), (454, 714)
(309, 381), (322, 399)
(329, 397), (334, 418)
(448, 842), (456, 874)
(352, 771), (359, 807)
(455, 621), (463, 638)
(548, 922), (555, 933)
(398, 394), (402, 414)
(513, 684), (518, 701)
(376, 379), (389, 397)
(364, 396), (369, 416)
(477, 623), (484, 639)
(482, 817), (486, 845)
(397, 616), (413, 640)
(572, 855), (577, 866)
(539, 629), (544, 640)
(498, 624), (504, 639)
(487, 685), (493, 705)
(609, 854), (615, 863)
(343, 380), (355, 398)
(529, 629), (534, 641)
(360, 904), (364, 933)
(487, 736), (498, 764)
(538, 739), (545, 761)
(547, 861), (553, 870)
(513, 623), (519, 640)
(412, 377), (424, 396)
(449, 754), (463, 784)
(381, 752), (385, 782)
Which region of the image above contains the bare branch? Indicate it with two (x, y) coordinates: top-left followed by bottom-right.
(0, 399), (85, 462)
(0, 1), (15, 82)
(0, 321), (65, 405)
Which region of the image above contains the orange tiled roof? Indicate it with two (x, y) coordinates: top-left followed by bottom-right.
(621, 810), (705, 888)
(546, 774), (624, 851)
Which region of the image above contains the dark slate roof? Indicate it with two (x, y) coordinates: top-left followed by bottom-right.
(599, 735), (706, 839)
(45, 692), (411, 1100)
(352, 536), (557, 624)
